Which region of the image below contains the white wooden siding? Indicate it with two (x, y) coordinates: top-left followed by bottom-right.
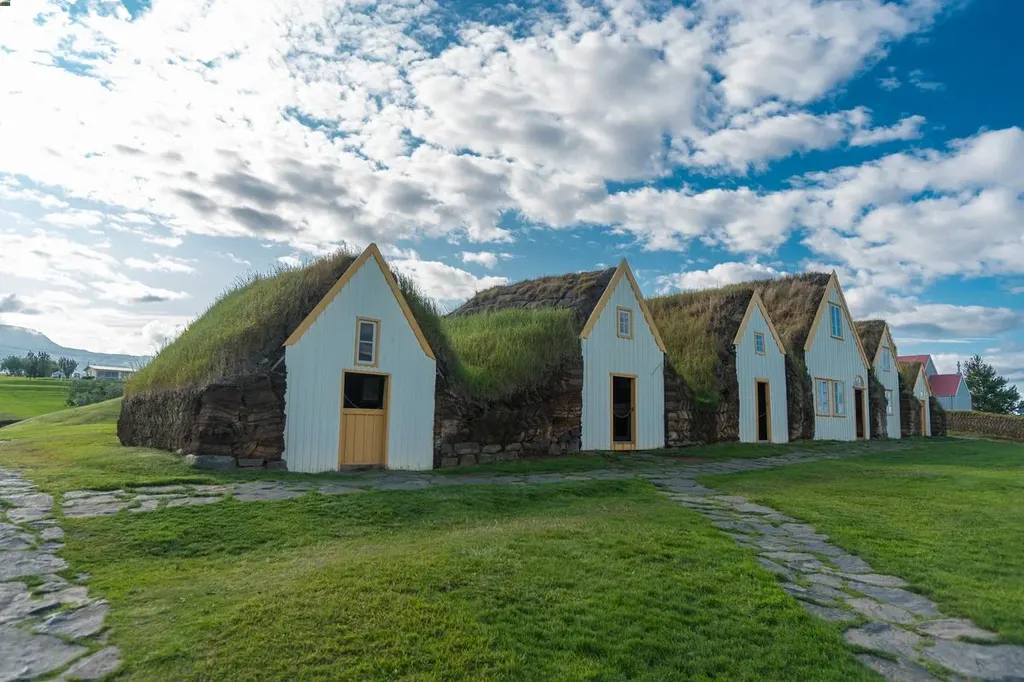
(581, 275), (665, 450)
(875, 336), (901, 438)
(914, 374), (932, 436)
(805, 284), (870, 441)
(283, 259), (436, 472)
(735, 303), (788, 443)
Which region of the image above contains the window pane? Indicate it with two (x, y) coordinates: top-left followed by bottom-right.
(833, 382), (845, 415)
(830, 305), (842, 336)
(755, 333), (765, 353)
(358, 341), (374, 363)
(883, 349), (890, 370)
(359, 321), (376, 342)
(618, 310), (631, 336)
(885, 390), (893, 415)
(817, 380), (830, 414)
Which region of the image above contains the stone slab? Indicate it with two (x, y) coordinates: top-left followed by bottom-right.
(846, 597), (917, 625)
(842, 573), (909, 588)
(1, 492), (53, 509)
(922, 639), (1024, 681)
(0, 582), (59, 624)
(6, 507), (50, 524)
(0, 550), (67, 580)
(845, 622), (924, 659)
(805, 573), (844, 589)
(848, 584), (941, 618)
(829, 553), (874, 573)
(185, 454), (237, 469)
(233, 489), (304, 502)
(800, 601), (858, 624)
(0, 625), (87, 681)
(916, 618), (1000, 642)
(165, 496), (222, 508)
(756, 557), (795, 580)
(62, 502), (128, 518)
(35, 602), (109, 639)
(40, 526), (64, 542)
(60, 646), (123, 680)
(130, 499), (160, 512)
(855, 654), (944, 682)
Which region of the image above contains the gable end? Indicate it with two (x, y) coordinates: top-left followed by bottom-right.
(580, 260), (666, 352)
(803, 273), (869, 368)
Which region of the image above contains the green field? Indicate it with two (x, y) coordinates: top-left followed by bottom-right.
(704, 440), (1024, 643)
(0, 375), (69, 421)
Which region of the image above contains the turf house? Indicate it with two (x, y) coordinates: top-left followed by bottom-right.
(434, 259), (693, 465)
(855, 320), (901, 439)
(647, 287), (789, 444)
(899, 360), (933, 437)
(118, 244), (454, 471)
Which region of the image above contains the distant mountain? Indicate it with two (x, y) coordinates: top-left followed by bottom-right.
(0, 324), (150, 373)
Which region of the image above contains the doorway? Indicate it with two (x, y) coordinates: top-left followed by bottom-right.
(339, 371), (389, 467)
(755, 379), (771, 442)
(610, 374), (636, 451)
(854, 388), (866, 440)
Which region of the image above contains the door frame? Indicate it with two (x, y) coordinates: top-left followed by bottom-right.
(754, 378), (772, 443)
(921, 401), (928, 437)
(338, 368), (391, 468)
(609, 372), (638, 451)
(854, 387), (867, 440)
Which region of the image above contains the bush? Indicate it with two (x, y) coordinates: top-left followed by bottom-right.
(66, 379), (124, 407)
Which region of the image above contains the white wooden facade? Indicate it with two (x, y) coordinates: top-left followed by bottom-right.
(282, 245), (436, 472)
(912, 370), (932, 436)
(804, 275), (871, 441)
(580, 261), (666, 451)
(936, 380), (973, 411)
(873, 325), (901, 439)
(733, 293), (789, 443)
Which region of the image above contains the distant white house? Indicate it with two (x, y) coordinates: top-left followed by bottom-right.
(84, 365), (136, 381)
(50, 370), (67, 379)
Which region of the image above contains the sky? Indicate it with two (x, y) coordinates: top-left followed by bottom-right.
(0, 0), (1022, 388)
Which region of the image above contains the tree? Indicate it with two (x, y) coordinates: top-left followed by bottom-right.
(0, 355), (23, 376)
(56, 357), (78, 378)
(963, 355), (1022, 415)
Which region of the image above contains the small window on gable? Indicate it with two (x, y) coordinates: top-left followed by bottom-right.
(882, 348), (891, 372)
(829, 303), (843, 339)
(355, 318), (379, 366)
(616, 307), (633, 339)
(754, 332), (766, 355)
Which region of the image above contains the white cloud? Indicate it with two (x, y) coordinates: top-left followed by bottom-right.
(655, 261), (789, 294)
(141, 319), (187, 352)
(125, 254), (196, 273)
(845, 288), (1024, 341)
(390, 253), (507, 303)
(879, 76), (901, 90)
(909, 68), (944, 91)
(277, 256), (302, 268)
(142, 235), (184, 248)
(460, 251), (511, 269)
(42, 209), (106, 229)
(849, 115), (925, 146)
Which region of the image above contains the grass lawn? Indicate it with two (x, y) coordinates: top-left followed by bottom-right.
(0, 375), (69, 420)
(703, 440), (1024, 643)
(62, 479), (877, 681)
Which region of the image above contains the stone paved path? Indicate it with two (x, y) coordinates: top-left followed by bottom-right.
(12, 442), (1024, 681)
(0, 470), (121, 682)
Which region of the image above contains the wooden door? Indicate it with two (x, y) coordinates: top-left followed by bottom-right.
(339, 371), (388, 467)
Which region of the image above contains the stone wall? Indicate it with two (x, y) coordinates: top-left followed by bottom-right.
(929, 398), (948, 437)
(945, 411), (1024, 440)
(118, 373), (287, 470)
(665, 362), (712, 447)
(785, 358), (815, 441)
(434, 364), (584, 467)
(867, 370), (888, 439)
(899, 389), (922, 437)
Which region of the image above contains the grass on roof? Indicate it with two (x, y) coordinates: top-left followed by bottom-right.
(754, 274), (831, 362)
(128, 251), (453, 394)
(441, 308), (579, 401)
(647, 289), (752, 403)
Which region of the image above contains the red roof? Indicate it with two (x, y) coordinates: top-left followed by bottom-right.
(928, 374), (962, 397)
(898, 354), (932, 366)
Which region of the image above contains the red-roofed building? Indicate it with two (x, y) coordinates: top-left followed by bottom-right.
(896, 353), (973, 411)
(898, 354), (937, 377)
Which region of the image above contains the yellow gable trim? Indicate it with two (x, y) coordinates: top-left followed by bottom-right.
(732, 290), (787, 354)
(803, 273), (870, 369)
(283, 244), (437, 361)
(579, 260), (667, 353)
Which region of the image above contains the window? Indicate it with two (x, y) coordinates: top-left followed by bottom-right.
(754, 332), (766, 355)
(616, 307), (633, 339)
(815, 378), (847, 417)
(829, 303), (843, 339)
(343, 372), (386, 410)
(816, 379), (830, 416)
(885, 389), (894, 415)
(882, 348), (891, 372)
(355, 318), (379, 366)
(833, 381), (845, 416)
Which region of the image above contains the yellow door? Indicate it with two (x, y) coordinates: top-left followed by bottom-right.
(339, 371), (389, 467)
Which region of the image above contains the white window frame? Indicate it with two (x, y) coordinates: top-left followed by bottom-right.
(828, 303), (843, 339)
(885, 389), (894, 415)
(882, 348), (891, 372)
(754, 332), (766, 355)
(354, 318), (380, 366)
(616, 307), (633, 340)
(833, 380), (846, 416)
(815, 377), (847, 417)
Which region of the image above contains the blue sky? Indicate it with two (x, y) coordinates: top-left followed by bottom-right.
(0, 0), (1022, 387)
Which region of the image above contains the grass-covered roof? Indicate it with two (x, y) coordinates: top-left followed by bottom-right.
(452, 268), (616, 332)
(753, 273), (832, 363)
(647, 286), (757, 402)
(128, 249), (455, 394)
(899, 360), (925, 391)
(854, 320), (887, 365)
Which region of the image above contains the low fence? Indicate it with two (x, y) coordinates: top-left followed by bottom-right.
(947, 411), (1024, 441)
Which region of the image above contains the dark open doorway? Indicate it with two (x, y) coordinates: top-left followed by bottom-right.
(756, 380), (770, 442)
(611, 374), (635, 449)
(854, 388), (866, 439)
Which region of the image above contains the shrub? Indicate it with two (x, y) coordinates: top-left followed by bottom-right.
(66, 379), (124, 407)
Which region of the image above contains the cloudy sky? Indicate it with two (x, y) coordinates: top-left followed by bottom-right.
(0, 0), (1021, 385)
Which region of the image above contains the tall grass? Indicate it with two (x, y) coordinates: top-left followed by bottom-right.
(441, 308), (579, 400)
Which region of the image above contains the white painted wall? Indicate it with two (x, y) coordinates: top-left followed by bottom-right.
(283, 259), (436, 472)
(937, 381), (973, 411)
(874, 334), (901, 439)
(735, 301), (788, 443)
(914, 373), (932, 436)
(581, 274), (665, 451)
(805, 283), (870, 441)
